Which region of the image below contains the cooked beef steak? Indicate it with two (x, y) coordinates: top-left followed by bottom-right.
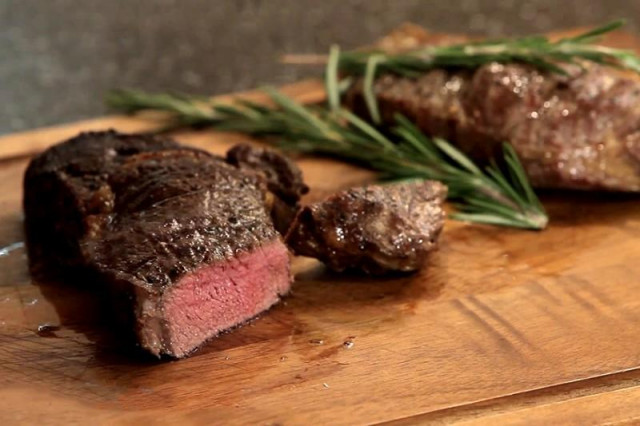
(226, 144), (308, 234)
(285, 180), (446, 274)
(24, 131), (292, 358)
(345, 63), (640, 191)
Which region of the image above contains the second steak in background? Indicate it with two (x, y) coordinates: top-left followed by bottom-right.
(345, 63), (640, 192)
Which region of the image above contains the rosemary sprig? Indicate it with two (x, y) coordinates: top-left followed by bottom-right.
(327, 20), (640, 123)
(106, 88), (548, 229)
(337, 20), (640, 76)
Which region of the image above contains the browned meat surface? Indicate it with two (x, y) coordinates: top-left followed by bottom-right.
(345, 63), (640, 191)
(24, 131), (293, 358)
(285, 180), (446, 274)
(226, 143), (308, 234)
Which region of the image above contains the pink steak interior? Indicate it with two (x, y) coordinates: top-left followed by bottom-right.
(162, 240), (291, 357)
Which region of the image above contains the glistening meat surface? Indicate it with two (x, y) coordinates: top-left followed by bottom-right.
(285, 181), (446, 274)
(346, 62), (640, 191)
(226, 143), (309, 234)
(23, 131), (296, 358)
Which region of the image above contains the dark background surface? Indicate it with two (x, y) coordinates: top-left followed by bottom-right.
(1, 0), (638, 134)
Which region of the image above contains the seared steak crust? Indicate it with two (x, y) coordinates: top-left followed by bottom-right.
(24, 131), (277, 281)
(226, 143), (309, 234)
(85, 149), (278, 290)
(285, 180), (446, 274)
(24, 131), (293, 357)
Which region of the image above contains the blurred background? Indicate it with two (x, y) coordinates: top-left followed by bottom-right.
(1, 0), (637, 135)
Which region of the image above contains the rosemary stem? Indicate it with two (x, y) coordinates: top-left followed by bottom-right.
(106, 87), (549, 230)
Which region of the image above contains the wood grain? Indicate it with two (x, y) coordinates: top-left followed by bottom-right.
(1, 26), (640, 425)
(460, 386), (640, 426)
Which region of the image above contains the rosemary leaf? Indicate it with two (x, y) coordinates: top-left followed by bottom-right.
(431, 137), (483, 176)
(325, 45), (341, 112)
(338, 109), (395, 150)
(363, 55), (384, 124)
(560, 20), (624, 43)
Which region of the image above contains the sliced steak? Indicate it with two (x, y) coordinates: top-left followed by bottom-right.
(345, 63), (640, 191)
(24, 131), (292, 358)
(285, 180), (446, 274)
(226, 143), (308, 234)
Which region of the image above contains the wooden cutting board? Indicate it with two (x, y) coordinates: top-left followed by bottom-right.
(2, 26), (640, 426)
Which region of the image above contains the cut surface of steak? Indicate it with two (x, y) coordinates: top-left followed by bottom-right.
(226, 144), (309, 234)
(345, 63), (640, 191)
(24, 131), (292, 358)
(285, 180), (446, 274)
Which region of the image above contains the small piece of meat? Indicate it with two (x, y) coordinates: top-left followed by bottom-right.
(226, 144), (309, 234)
(345, 62), (640, 192)
(285, 180), (446, 274)
(24, 131), (293, 358)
